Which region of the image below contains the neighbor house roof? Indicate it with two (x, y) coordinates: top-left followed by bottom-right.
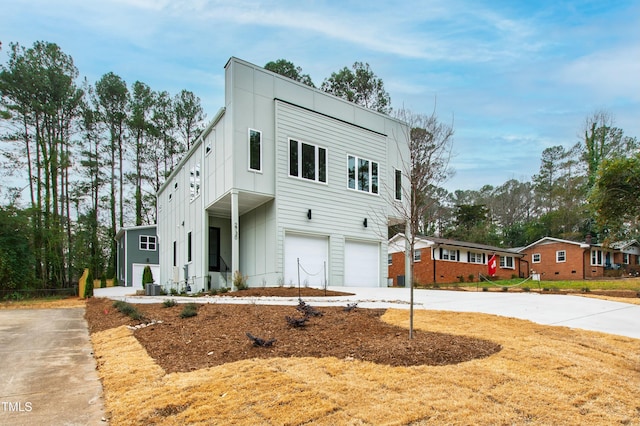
(389, 233), (522, 257)
(519, 237), (590, 252)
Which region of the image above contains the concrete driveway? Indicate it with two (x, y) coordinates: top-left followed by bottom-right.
(96, 286), (640, 339)
(0, 308), (106, 426)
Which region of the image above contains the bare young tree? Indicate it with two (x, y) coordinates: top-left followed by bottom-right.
(393, 105), (454, 338)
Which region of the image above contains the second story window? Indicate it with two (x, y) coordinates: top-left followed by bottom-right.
(348, 155), (378, 194)
(139, 235), (157, 251)
(289, 139), (327, 183)
(249, 129), (262, 172)
(189, 163), (200, 202)
(395, 169), (402, 200)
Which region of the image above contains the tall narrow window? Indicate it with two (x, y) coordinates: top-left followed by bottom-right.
(318, 147), (327, 183)
(348, 156), (356, 189)
(173, 241), (177, 267)
(189, 163), (200, 201)
(395, 169), (402, 200)
(187, 232), (192, 262)
(289, 139), (298, 177)
(249, 129), (261, 171)
(371, 162), (378, 194)
(302, 142), (315, 180)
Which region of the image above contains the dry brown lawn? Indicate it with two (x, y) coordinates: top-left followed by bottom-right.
(0, 296), (85, 309)
(86, 292), (640, 425)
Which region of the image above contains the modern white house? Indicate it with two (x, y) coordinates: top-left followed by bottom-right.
(156, 57), (409, 292)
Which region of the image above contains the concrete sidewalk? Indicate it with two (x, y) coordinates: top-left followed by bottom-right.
(94, 286), (640, 340)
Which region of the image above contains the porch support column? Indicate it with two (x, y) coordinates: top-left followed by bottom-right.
(231, 189), (240, 289)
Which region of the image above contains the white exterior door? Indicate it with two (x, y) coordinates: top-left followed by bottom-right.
(284, 233), (328, 287)
(132, 264), (160, 288)
(345, 240), (379, 287)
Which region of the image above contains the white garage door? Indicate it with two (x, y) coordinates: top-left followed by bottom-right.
(284, 234), (328, 287)
(132, 264), (160, 288)
(345, 240), (379, 287)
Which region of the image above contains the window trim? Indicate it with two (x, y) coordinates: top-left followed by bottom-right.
(347, 154), (379, 195)
(248, 128), (262, 172)
(500, 255), (515, 269)
(414, 249), (421, 262)
(189, 162), (201, 202)
(532, 253), (541, 263)
(468, 252), (484, 264)
(388, 253), (392, 265)
(288, 138), (327, 184)
(591, 249), (603, 266)
(394, 169), (402, 201)
(139, 235), (157, 251)
(556, 250), (566, 263)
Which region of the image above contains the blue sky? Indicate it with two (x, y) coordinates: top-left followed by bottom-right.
(2, 0), (639, 191)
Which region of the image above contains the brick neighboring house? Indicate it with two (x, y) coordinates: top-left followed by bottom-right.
(388, 234), (523, 286)
(518, 237), (640, 280)
(611, 240), (640, 276)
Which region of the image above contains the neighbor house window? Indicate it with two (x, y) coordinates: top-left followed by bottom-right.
(395, 169), (402, 200)
(249, 129), (262, 172)
(173, 241), (177, 267)
(348, 155), (378, 194)
(441, 249), (457, 261)
(556, 250), (566, 262)
(500, 256), (515, 269)
(289, 139), (327, 183)
(591, 249), (603, 266)
(388, 254), (392, 265)
(532, 253), (541, 263)
(139, 235), (157, 251)
(414, 249), (421, 262)
(187, 232), (192, 262)
(622, 253), (629, 264)
(468, 252), (484, 264)
(189, 162), (200, 201)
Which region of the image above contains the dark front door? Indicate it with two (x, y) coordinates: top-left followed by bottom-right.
(208, 227), (220, 272)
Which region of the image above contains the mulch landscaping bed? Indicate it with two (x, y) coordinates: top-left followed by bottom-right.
(85, 288), (502, 373)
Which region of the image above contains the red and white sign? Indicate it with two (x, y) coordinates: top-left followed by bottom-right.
(488, 254), (497, 277)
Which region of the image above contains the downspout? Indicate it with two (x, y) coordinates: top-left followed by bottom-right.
(433, 244), (439, 285)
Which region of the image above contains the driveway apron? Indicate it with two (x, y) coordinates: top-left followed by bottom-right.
(0, 308), (106, 426)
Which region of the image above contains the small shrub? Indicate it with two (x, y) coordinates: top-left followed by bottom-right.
(543, 287), (550, 292)
(501, 286), (509, 292)
(233, 271), (248, 291)
(100, 274), (107, 288)
(523, 287), (530, 292)
(482, 286), (489, 292)
(142, 265), (154, 289)
(112, 300), (143, 320)
(84, 269), (94, 298)
(511, 274), (518, 279)
(112, 275), (119, 287)
(219, 287), (229, 294)
(170, 288), (178, 296)
(163, 299), (177, 308)
(468, 274), (475, 282)
(457, 275), (464, 283)
(180, 303), (199, 318)
(581, 287), (591, 293)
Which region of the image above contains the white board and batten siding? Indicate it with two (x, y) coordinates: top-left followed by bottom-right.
(275, 100), (388, 287)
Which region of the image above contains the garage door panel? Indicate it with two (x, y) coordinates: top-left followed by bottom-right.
(284, 234), (328, 287)
(132, 264), (160, 288)
(345, 240), (379, 287)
